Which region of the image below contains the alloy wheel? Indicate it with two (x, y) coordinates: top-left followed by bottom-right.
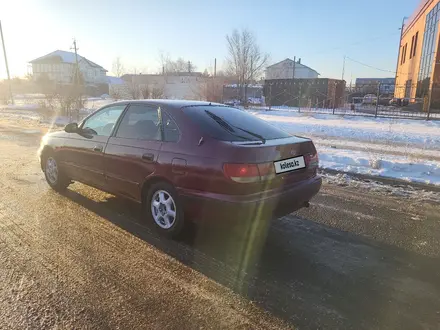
(46, 157), (58, 184)
(151, 190), (176, 229)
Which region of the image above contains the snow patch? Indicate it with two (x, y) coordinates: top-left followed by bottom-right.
(318, 147), (440, 186)
(250, 109), (440, 148)
(249, 108), (440, 187)
(321, 172), (440, 203)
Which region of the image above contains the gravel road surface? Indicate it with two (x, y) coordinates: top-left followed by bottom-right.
(0, 117), (439, 329)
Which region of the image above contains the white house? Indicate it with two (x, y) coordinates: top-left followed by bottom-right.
(121, 73), (210, 100)
(107, 76), (131, 99)
(265, 58), (319, 80)
(30, 50), (107, 86)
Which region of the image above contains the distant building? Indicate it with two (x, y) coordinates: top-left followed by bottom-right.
(222, 84), (263, 104)
(265, 58), (319, 80)
(355, 78), (395, 96)
(29, 50), (107, 86)
(264, 78), (345, 108)
(121, 72), (203, 100)
(120, 73), (226, 101)
(107, 76), (131, 99)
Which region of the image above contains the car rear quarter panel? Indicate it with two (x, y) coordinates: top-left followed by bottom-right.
(158, 109), (318, 197)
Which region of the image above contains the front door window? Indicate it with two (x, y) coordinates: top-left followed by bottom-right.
(82, 105), (126, 136)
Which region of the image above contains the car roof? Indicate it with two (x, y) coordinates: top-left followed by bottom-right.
(108, 99), (225, 112)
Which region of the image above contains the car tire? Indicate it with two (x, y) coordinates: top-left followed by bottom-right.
(42, 152), (70, 192)
(144, 182), (185, 239)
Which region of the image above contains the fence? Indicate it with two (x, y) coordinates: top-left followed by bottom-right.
(258, 82), (440, 120)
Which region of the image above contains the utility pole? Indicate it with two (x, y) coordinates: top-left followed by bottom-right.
(71, 39), (80, 121)
(268, 83), (272, 111)
(71, 39), (80, 80)
(187, 61), (192, 73)
(292, 56), (296, 80)
(375, 82), (381, 117)
(0, 21), (13, 105)
(214, 58), (217, 77)
(341, 55), (346, 81)
(395, 17), (407, 82)
(427, 83), (433, 120)
(292, 56), (296, 111)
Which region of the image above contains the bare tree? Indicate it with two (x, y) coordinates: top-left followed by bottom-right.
(191, 75), (224, 102)
(139, 84), (150, 99)
(112, 57), (125, 77)
(151, 85), (165, 99)
(127, 80), (140, 99)
(109, 87), (124, 100)
(225, 28), (269, 106)
(158, 51), (171, 74)
(158, 51), (197, 74)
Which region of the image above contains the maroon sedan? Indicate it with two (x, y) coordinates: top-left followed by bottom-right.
(40, 100), (321, 237)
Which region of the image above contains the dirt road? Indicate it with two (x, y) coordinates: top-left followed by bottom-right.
(0, 118), (439, 329)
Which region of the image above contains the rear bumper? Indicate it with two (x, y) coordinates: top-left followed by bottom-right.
(180, 175), (322, 221)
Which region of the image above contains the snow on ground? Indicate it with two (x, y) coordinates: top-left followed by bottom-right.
(321, 172), (440, 204)
(3, 104), (40, 110)
(250, 109), (440, 186)
(250, 109), (440, 148)
(313, 138), (440, 160)
(319, 146), (440, 186)
(254, 105), (440, 119)
(84, 98), (115, 110)
(1, 101), (439, 187)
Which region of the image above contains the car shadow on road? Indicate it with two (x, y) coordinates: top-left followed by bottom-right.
(62, 188), (440, 330)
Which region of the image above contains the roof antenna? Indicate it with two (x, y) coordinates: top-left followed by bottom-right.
(198, 136), (204, 146)
(209, 102), (211, 106)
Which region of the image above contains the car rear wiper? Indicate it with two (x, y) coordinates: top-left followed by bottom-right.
(205, 110), (234, 132)
(231, 125), (266, 144)
(204, 110), (252, 142)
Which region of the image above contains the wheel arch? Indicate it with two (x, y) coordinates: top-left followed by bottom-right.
(141, 175), (175, 203)
(39, 145), (54, 170)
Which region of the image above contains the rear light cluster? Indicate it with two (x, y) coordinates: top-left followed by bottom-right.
(305, 153), (319, 167)
(223, 163), (275, 183)
(224, 152), (319, 183)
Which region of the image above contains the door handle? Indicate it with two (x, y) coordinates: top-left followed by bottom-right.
(142, 153), (154, 162)
(93, 145), (103, 152)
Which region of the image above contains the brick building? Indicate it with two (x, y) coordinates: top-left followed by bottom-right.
(264, 79), (345, 108)
(395, 0), (440, 109)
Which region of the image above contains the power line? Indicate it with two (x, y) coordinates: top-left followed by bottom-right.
(345, 56), (397, 74)
(313, 31), (400, 56)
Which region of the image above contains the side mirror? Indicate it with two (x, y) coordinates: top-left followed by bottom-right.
(64, 122), (78, 133)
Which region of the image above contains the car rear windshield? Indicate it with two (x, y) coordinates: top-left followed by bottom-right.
(182, 106), (290, 142)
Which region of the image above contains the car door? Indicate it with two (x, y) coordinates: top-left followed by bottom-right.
(103, 103), (163, 201)
(62, 104), (127, 189)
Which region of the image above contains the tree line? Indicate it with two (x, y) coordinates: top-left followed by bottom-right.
(111, 28), (269, 104)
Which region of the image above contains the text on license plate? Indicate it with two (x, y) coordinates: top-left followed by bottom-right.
(274, 156), (306, 174)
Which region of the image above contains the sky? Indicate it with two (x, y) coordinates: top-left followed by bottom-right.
(1, 0), (419, 81)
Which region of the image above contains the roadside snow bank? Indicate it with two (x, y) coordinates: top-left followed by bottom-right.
(250, 110), (440, 149)
(250, 109), (440, 187)
(3, 104), (40, 110)
(318, 147), (440, 186)
(321, 172), (440, 203)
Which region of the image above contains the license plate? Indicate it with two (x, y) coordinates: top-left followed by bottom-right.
(274, 156), (306, 174)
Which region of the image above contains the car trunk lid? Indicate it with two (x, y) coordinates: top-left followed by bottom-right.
(222, 136), (318, 194)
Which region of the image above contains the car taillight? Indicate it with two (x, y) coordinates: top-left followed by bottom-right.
(305, 153), (319, 167)
(257, 162), (276, 181)
(223, 162), (275, 183)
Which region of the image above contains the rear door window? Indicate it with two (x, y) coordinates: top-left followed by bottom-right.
(115, 104), (161, 140)
(162, 111), (180, 142)
(182, 106), (290, 142)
